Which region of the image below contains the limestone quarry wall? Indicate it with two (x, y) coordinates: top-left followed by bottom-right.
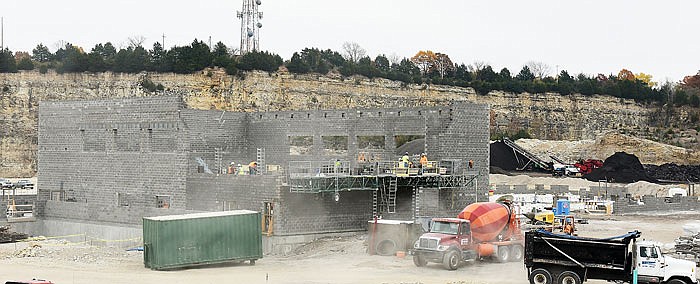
(0, 69), (653, 176)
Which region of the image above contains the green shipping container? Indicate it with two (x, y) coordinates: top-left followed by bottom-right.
(143, 210), (263, 270)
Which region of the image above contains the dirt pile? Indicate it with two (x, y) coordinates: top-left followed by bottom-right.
(645, 163), (700, 182)
(585, 152), (656, 183)
(515, 132), (700, 166)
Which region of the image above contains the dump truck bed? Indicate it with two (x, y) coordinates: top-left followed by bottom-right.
(525, 230), (639, 281)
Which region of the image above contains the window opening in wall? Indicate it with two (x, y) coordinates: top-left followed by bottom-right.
(148, 128), (153, 139)
(324, 113), (327, 118)
(418, 110), (422, 116)
(263, 201), (274, 236)
(398, 111), (401, 117)
(50, 190), (66, 201)
(290, 113), (294, 118)
(259, 114), (263, 119)
(307, 113), (311, 119)
(156, 195), (171, 208)
(438, 110), (442, 115)
(359, 112), (363, 117)
(378, 112), (382, 117)
(357, 136), (385, 150)
(394, 135), (425, 152)
(275, 114), (278, 119)
(322, 136), (348, 155)
(289, 136), (313, 155)
(117, 193), (130, 207)
(341, 113), (345, 118)
(222, 200), (237, 211)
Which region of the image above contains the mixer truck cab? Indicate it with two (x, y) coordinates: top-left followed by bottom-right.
(411, 218), (475, 270)
(411, 201), (525, 270)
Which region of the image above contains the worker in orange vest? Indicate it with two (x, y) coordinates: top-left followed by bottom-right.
(249, 161), (258, 175)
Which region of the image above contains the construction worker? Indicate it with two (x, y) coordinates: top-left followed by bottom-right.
(248, 161), (258, 175)
(334, 159), (342, 174)
(419, 153), (428, 174)
(401, 152), (410, 168)
(468, 159), (474, 169)
(228, 162), (235, 174)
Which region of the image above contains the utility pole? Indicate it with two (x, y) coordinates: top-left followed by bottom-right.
(161, 33), (166, 49)
(1, 17), (4, 51)
(208, 36), (212, 51)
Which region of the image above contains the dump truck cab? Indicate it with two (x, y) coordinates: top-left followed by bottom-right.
(411, 218), (475, 270)
(636, 240), (697, 284)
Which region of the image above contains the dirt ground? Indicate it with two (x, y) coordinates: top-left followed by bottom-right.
(0, 213), (696, 284)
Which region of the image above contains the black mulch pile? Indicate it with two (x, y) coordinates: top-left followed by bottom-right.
(644, 163), (700, 182)
(584, 152), (656, 183)
(491, 141), (526, 171)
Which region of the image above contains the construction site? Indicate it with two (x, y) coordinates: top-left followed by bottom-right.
(0, 94), (699, 284)
(0, 96), (487, 252)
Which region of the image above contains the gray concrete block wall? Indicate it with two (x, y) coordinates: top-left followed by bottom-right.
(38, 96), (490, 235)
(435, 103), (490, 206)
(38, 97), (189, 223)
(276, 189), (373, 235)
(615, 196), (700, 214)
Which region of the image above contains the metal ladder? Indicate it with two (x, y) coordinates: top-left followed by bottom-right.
(387, 178), (397, 213)
(256, 148), (266, 174)
(372, 190), (378, 218)
(214, 147), (223, 174)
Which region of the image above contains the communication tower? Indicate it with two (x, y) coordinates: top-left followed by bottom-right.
(237, 0), (263, 54)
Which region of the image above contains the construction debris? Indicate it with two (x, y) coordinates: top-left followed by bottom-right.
(675, 233), (700, 266)
(0, 225), (29, 243)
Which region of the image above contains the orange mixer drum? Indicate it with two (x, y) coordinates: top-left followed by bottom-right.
(457, 202), (511, 242)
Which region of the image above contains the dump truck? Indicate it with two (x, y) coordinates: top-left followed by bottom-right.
(410, 201), (524, 270)
(525, 230), (697, 284)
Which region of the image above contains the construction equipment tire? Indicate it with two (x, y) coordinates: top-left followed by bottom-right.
(413, 254), (427, 267)
(529, 268), (553, 284)
(510, 245), (524, 261)
(557, 271), (581, 284)
(442, 250), (460, 270)
(496, 245), (509, 263)
(375, 239), (397, 256)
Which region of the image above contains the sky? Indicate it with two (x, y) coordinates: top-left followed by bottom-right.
(2, 0), (699, 82)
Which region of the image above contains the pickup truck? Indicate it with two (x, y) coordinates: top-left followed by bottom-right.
(525, 230), (697, 284)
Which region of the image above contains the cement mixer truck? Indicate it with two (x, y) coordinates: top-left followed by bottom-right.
(410, 201), (524, 270)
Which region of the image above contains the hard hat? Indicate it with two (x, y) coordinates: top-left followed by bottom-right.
(405, 152), (409, 155)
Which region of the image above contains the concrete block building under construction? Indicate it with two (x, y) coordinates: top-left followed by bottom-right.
(19, 96), (489, 252)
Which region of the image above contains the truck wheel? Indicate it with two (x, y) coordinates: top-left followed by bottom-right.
(495, 246), (510, 263)
(667, 280), (687, 284)
(249, 259), (256, 265)
(557, 271), (580, 284)
(510, 245), (523, 261)
(529, 268), (553, 284)
(413, 254), (427, 267)
(442, 250), (460, 270)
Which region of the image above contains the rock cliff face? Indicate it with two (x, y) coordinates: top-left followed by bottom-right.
(0, 69), (667, 176)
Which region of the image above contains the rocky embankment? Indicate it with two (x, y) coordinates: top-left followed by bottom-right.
(0, 69), (695, 176)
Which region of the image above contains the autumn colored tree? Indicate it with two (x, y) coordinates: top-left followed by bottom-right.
(617, 69), (635, 80)
(682, 72), (700, 89)
(411, 50), (436, 75)
(635, 72), (657, 88)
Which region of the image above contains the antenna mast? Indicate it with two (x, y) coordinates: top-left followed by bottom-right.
(236, 0), (263, 54)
